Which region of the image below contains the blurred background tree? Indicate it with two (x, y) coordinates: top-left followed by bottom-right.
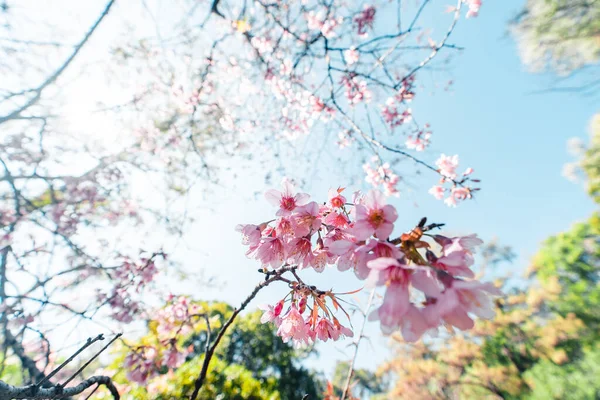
(104, 301), (324, 400)
(510, 0), (600, 94)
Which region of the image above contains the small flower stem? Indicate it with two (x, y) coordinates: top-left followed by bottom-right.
(340, 288), (376, 400)
(189, 265), (296, 400)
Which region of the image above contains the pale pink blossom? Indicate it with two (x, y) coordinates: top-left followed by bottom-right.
(277, 306), (309, 344)
(337, 130), (355, 148)
(235, 224), (261, 255)
(341, 75), (372, 105)
(260, 301), (284, 325)
(366, 258), (412, 334)
(255, 237), (286, 268)
(363, 160), (401, 197)
(125, 347), (158, 384)
(305, 11), (323, 30)
(265, 179), (310, 216)
(287, 237), (314, 269)
(400, 305), (429, 342)
(328, 188), (347, 209)
(464, 0), (482, 18)
(162, 346), (186, 369)
(352, 190), (398, 240)
(405, 131), (431, 151)
(444, 187), (472, 207)
(321, 18), (341, 38)
(324, 211), (350, 228)
(428, 278), (501, 330)
(344, 48), (360, 65)
(428, 185), (445, 200)
(293, 201), (322, 236)
(435, 154), (459, 180)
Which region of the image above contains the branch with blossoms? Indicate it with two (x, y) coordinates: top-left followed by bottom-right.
(110, 0), (485, 205)
(173, 179), (501, 398)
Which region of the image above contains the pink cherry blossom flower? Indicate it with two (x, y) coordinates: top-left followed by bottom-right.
(428, 185), (445, 200)
(435, 154), (459, 180)
(315, 318), (339, 342)
(344, 48), (360, 65)
(321, 18), (341, 38)
(341, 75), (372, 105)
(287, 237), (314, 269)
(324, 211), (350, 228)
(293, 201), (322, 236)
(259, 301), (284, 325)
(255, 237), (286, 268)
(363, 161), (401, 197)
(444, 186), (472, 207)
(405, 130), (431, 151)
(365, 257), (412, 333)
(305, 11), (323, 30)
(162, 345), (186, 369)
(352, 190), (398, 240)
(277, 305), (308, 344)
(429, 234), (483, 277)
(275, 217), (295, 237)
(328, 188), (347, 209)
(400, 304), (430, 342)
(429, 278), (501, 330)
(125, 347), (158, 384)
(464, 0), (482, 18)
(265, 179), (310, 216)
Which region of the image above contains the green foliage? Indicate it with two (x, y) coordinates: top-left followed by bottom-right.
(531, 213), (600, 332)
(582, 115), (600, 203)
(511, 0), (600, 75)
(524, 345), (600, 400)
(219, 310), (323, 399)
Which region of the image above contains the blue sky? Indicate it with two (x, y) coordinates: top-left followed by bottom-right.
(164, 0), (600, 379)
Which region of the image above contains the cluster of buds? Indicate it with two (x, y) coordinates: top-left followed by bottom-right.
(237, 180), (500, 343)
(260, 282), (354, 347)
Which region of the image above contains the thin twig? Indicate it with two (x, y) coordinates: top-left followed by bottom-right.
(340, 289), (376, 400)
(36, 334), (105, 387)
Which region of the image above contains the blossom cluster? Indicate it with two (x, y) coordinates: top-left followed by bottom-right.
(429, 154), (479, 207)
(124, 296), (197, 383)
(97, 254), (162, 323)
(237, 180), (500, 344)
(363, 157), (401, 197)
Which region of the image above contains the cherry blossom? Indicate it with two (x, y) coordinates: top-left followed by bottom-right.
(238, 184), (498, 344)
(344, 48), (360, 65)
(265, 179), (310, 216)
(464, 0), (483, 18)
(436, 154), (460, 180)
(352, 190), (398, 240)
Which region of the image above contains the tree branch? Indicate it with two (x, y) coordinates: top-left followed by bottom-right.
(0, 0), (116, 125)
(189, 265), (297, 400)
(0, 376), (119, 400)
